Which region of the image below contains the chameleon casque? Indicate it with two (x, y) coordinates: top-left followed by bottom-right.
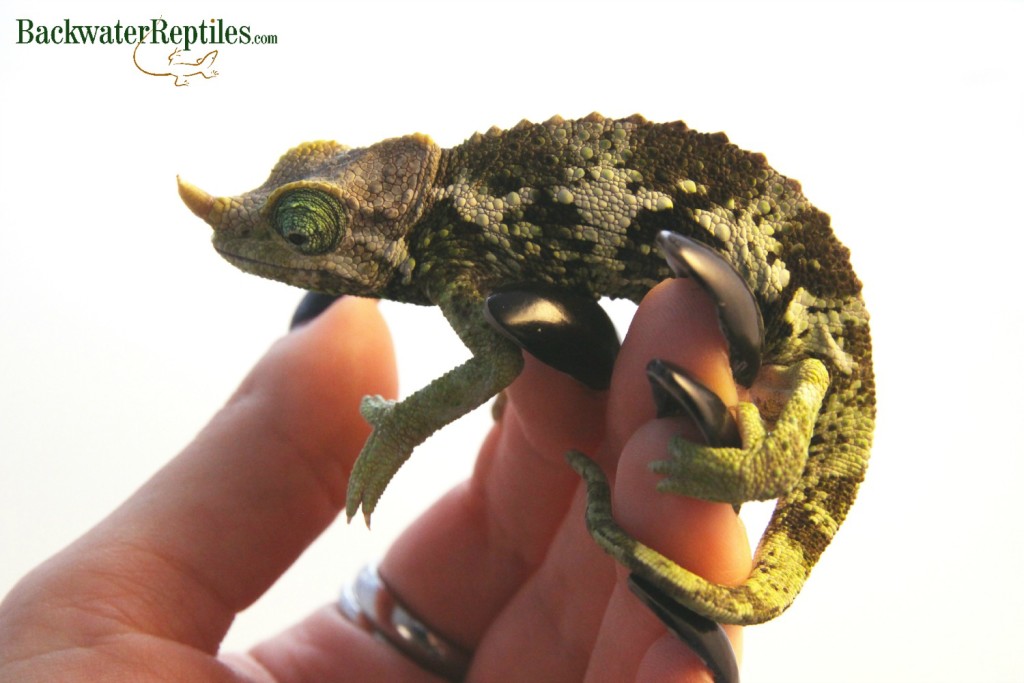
(178, 113), (874, 663)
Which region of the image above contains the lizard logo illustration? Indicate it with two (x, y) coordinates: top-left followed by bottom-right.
(132, 29), (219, 86)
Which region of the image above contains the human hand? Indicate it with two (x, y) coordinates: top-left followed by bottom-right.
(0, 280), (749, 682)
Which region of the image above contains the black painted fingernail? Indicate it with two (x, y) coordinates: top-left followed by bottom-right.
(484, 284), (620, 390)
(628, 573), (739, 683)
(290, 291), (342, 330)
(655, 231), (763, 387)
(646, 359), (740, 447)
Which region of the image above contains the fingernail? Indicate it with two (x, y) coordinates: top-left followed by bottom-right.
(290, 291), (342, 330)
(484, 285), (620, 390)
(646, 359), (740, 448)
(628, 573), (739, 683)
(655, 231), (763, 387)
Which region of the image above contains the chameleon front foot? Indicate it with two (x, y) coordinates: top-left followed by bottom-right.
(345, 331), (525, 525)
(345, 395), (405, 524)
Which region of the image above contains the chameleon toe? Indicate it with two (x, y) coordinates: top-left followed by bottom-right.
(483, 284), (619, 390)
(655, 231), (763, 387)
(628, 573), (739, 683)
(290, 291), (342, 330)
(646, 358), (740, 448)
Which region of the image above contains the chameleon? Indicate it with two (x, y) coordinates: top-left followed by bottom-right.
(177, 113), (875, 636)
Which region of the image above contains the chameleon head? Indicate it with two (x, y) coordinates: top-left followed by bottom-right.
(177, 134), (441, 297)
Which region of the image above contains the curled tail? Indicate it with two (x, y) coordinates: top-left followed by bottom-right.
(568, 449), (798, 624)
(566, 368), (874, 625)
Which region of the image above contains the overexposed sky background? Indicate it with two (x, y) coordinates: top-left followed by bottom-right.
(1, 2), (1022, 681)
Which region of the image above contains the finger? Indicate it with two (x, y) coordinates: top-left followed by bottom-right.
(609, 279), (747, 578)
(3, 298), (397, 654)
(588, 278), (750, 681)
(446, 278), (747, 682)
(379, 351), (608, 649)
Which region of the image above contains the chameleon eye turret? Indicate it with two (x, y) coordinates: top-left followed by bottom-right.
(271, 188), (346, 255)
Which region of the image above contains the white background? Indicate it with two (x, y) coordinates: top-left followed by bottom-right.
(2, 2), (1022, 681)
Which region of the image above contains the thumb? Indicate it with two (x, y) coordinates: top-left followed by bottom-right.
(0, 297), (396, 658)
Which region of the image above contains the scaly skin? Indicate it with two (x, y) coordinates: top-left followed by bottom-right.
(178, 113), (875, 625)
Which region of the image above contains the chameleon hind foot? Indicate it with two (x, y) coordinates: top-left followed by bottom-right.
(652, 359), (829, 504)
(656, 231), (764, 387)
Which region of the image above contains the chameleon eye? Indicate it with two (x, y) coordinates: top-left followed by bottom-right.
(272, 188), (345, 255)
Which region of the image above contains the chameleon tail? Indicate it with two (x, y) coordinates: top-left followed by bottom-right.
(566, 378), (873, 626)
(567, 449), (800, 625)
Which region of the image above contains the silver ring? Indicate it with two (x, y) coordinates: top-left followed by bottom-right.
(338, 563), (472, 682)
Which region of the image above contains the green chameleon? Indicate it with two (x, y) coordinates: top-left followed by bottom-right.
(178, 113), (874, 666)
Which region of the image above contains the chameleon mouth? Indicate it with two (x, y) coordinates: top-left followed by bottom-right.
(213, 246), (323, 286)
(212, 245), (371, 297)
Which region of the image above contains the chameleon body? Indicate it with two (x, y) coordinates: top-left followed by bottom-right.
(178, 113), (875, 626)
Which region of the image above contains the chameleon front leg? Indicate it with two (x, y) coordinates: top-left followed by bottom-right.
(346, 286), (524, 524)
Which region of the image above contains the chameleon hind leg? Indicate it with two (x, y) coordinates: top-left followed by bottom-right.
(567, 357), (830, 625)
(567, 229), (833, 626)
(654, 359), (830, 503)
(346, 284), (524, 524)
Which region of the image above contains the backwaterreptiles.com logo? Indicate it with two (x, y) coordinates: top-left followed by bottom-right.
(15, 18), (278, 87)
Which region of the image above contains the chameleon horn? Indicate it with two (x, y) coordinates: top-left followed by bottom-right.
(177, 176), (217, 224)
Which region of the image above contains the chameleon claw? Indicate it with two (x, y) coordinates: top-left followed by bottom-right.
(647, 359), (740, 448)
(290, 291), (342, 330)
(628, 573), (739, 683)
(483, 284), (619, 390)
(655, 231), (763, 387)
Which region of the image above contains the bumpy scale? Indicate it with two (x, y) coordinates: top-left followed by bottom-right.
(178, 113), (875, 627)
